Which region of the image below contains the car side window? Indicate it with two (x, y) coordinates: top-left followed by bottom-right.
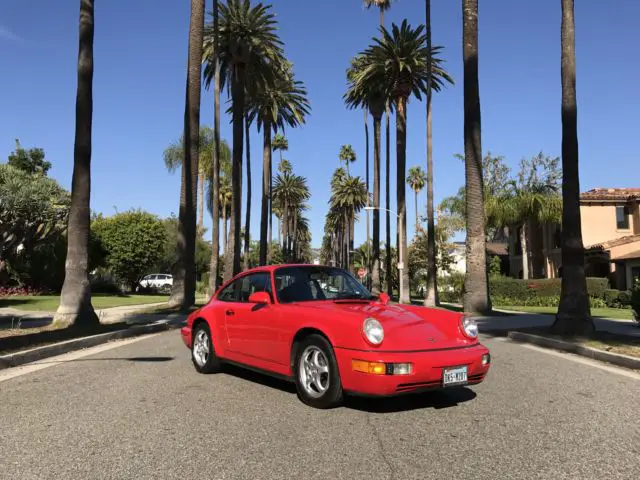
(218, 279), (240, 302)
(238, 273), (272, 303)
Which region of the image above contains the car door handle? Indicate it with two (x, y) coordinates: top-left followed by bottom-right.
(225, 309), (235, 316)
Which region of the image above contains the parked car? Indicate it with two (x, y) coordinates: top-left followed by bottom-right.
(180, 264), (491, 409)
(137, 273), (173, 294)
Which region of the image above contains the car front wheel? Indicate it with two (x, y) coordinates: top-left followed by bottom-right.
(191, 323), (221, 374)
(294, 334), (343, 409)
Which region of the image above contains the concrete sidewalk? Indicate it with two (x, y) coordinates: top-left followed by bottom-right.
(0, 302), (167, 330)
(476, 312), (640, 337)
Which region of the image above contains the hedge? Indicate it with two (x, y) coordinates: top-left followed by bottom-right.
(490, 277), (609, 300)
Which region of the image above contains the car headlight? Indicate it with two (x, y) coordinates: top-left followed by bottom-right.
(461, 316), (478, 339)
(362, 318), (384, 345)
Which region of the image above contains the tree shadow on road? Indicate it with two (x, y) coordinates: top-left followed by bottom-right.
(345, 387), (477, 413)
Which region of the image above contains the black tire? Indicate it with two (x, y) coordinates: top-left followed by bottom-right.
(191, 322), (221, 374)
(293, 334), (343, 409)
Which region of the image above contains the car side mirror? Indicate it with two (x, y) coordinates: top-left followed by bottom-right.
(248, 292), (271, 304)
(378, 292), (390, 305)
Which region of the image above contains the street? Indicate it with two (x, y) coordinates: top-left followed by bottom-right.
(1, 331), (639, 480)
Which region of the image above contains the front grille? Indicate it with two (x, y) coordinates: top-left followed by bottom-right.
(395, 373), (485, 393)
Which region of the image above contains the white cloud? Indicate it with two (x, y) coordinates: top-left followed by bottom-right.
(0, 25), (23, 42)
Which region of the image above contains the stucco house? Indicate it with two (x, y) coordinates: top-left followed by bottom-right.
(508, 188), (640, 289)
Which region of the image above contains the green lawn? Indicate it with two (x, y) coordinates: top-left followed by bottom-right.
(495, 305), (633, 321)
(0, 294), (169, 312)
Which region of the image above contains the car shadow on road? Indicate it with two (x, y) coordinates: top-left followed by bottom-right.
(219, 363), (478, 413)
(345, 387), (477, 413)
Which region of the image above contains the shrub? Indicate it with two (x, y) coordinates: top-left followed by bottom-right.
(618, 290), (632, 305)
(604, 289), (620, 307)
(90, 277), (121, 295)
(489, 277), (610, 303)
(586, 278), (610, 299)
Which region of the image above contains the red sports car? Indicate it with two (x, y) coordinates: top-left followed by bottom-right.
(181, 264), (491, 409)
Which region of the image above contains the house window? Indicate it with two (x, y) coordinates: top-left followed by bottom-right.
(616, 205), (630, 230)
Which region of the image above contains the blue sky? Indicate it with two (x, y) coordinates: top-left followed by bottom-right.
(1, 0), (639, 249)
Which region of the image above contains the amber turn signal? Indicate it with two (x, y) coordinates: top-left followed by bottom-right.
(351, 360), (386, 375)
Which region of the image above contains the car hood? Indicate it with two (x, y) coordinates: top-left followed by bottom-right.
(291, 300), (475, 351)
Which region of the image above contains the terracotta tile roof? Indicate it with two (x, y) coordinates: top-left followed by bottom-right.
(580, 188), (640, 202)
(586, 234), (640, 250)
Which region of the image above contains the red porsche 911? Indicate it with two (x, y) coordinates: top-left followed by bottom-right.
(181, 264), (491, 409)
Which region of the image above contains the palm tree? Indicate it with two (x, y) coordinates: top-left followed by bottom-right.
(203, 0), (222, 294)
(167, 0), (205, 308)
(271, 133), (288, 256)
(247, 64), (310, 266)
(345, 54), (389, 294)
(278, 159), (293, 174)
(163, 127), (215, 230)
(204, 0), (285, 281)
(243, 113), (252, 270)
(462, 0), (490, 314)
(54, 0), (99, 327)
(352, 20), (453, 304)
(339, 144), (357, 175)
(272, 172), (310, 262)
(363, 0), (395, 296)
(552, 0), (594, 336)
(272, 134), (288, 162)
(407, 166), (426, 233)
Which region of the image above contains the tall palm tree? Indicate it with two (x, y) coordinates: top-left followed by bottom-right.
(339, 144), (357, 175)
(345, 54), (388, 294)
(272, 172), (310, 262)
(243, 113), (252, 269)
(54, 0), (99, 327)
(364, 0), (395, 296)
(163, 127), (215, 231)
(352, 20), (453, 303)
(407, 166), (426, 233)
(552, 0), (594, 336)
(331, 174), (368, 272)
(247, 64), (309, 266)
(462, 0), (490, 314)
(204, 0), (285, 281)
(202, 0), (222, 295)
(168, 0), (205, 309)
(271, 133), (288, 256)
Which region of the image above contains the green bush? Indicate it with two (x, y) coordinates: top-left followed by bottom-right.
(604, 289), (620, 307)
(618, 290), (632, 305)
(586, 278), (610, 299)
(489, 277), (609, 302)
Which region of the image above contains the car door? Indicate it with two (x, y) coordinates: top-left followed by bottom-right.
(224, 272), (281, 363)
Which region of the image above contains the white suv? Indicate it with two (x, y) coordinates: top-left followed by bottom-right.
(137, 273), (173, 293)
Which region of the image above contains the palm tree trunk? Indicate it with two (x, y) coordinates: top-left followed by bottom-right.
(259, 121), (271, 265)
(396, 97), (410, 304)
(198, 173), (204, 229)
(365, 109), (370, 284)
(54, 0), (99, 327)
(283, 199), (289, 262)
(462, 0), (491, 314)
(385, 106), (392, 296)
(223, 209), (228, 255)
(414, 190), (419, 233)
(292, 212), (298, 262)
(224, 65), (244, 281)
(243, 115), (251, 270)
(167, 0), (203, 309)
(552, 0), (594, 335)
(371, 114), (382, 294)
(350, 210), (355, 273)
(208, 0), (221, 295)
(520, 223), (529, 280)
(424, 0), (438, 307)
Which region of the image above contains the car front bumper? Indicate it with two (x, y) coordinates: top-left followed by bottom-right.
(334, 343), (491, 396)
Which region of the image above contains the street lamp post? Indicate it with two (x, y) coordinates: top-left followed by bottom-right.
(364, 206), (404, 303)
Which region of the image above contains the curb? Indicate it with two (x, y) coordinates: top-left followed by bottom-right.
(507, 331), (640, 370)
(0, 319), (183, 370)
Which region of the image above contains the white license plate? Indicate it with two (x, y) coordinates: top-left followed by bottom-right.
(442, 366), (468, 386)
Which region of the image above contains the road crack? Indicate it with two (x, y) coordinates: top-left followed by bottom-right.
(366, 413), (397, 480)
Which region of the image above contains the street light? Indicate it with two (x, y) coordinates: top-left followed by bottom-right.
(364, 206), (405, 302)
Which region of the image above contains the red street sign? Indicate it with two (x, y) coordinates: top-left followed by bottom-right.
(358, 268), (367, 278)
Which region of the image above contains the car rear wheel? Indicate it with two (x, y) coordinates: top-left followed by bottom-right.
(191, 323), (221, 374)
(294, 334), (343, 409)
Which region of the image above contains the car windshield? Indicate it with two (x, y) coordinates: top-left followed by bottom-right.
(274, 266), (373, 303)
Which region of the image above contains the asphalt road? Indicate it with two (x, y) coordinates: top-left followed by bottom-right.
(1, 331), (639, 480)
